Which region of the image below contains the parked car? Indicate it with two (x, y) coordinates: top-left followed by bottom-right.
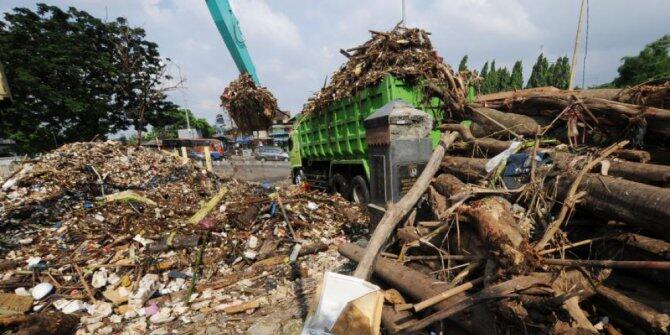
(187, 149), (205, 161)
(255, 146), (289, 161)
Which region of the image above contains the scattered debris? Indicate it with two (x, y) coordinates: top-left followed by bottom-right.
(0, 141), (367, 334)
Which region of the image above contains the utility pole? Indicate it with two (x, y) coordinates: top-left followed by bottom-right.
(400, 0), (406, 27)
(568, 0), (587, 90)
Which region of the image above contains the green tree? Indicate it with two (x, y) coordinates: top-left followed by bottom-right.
(548, 56), (570, 89)
(149, 108), (214, 139)
(496, 67), (511, 92)
(458, 55), (469, 71)
(480, 61), (489, 79)
(511, 61), (523, 89)
(0, 4), (177, 153)
(613, 35), (670, 87)
(527, 53), (550, 88)
(481, 60), (499, 94)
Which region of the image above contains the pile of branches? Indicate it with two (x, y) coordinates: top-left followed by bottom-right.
(341, 129), (670, 334)
(220, 73), (279, 132)
(302, 26), (468, 115)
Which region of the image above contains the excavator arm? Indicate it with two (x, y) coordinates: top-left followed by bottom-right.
(205, 0), (260, 85)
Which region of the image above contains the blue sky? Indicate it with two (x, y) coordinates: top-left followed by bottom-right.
(1, 0), (668, 125)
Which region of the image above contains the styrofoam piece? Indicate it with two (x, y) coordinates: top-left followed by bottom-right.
(302, 272), (380, 334)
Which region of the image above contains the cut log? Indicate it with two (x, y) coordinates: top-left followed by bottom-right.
(381, 306), (418, 334)
(339, 243), (495, 335)
(611, 149), (651, 163)
(352, 131), (458, 280)
(460, 197), (526, 265)
(552, 152), (670, 186)
(467, 107), (548, 139)
(614, 80), (670, 109)
(555, 173), (670, 240)
(440, 123), (512, 155)
(595, 285), (669, 334)
(440, 156), (489, 183)
(433, 173), (468, 198)
(475, 87), (622, 104)
(613, 233), (670, 260)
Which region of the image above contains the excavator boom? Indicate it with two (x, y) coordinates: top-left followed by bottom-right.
(205, 0), (260, 85)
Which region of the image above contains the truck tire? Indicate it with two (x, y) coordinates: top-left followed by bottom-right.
(330, 173), (350, 199)
(350, 175), (370, 204)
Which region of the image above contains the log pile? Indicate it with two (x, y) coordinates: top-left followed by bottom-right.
(471, 80), (670, 146)
(302, 26), (469, 115)
(220, 73), (280, 132)
(339, 85), (670, 334)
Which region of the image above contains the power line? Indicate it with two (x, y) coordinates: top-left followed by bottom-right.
(568, 0), (587, 90)
(582, 0), (590, 89)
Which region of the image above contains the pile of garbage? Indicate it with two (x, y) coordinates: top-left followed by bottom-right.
(220, 73), (280, 132)
(340, 98), (670, 333)
(0, 141), (368, 334)
(302, 26), (469, 115)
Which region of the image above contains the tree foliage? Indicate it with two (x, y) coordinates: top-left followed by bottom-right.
(148, 109), (214, 139)
(468, 53), (570, 94)
(526, 53), (550, 88)
(511, 61), (523, 90)
(458, 55), (469, 72)
(612, 35), (670, 87)
(478, 60), (513, 94)
(547, 56), (570, 89)
(0, 4), (178, 153)
(525, 54), (571, 89)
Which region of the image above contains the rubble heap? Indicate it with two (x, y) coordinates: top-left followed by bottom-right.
(302, 26), (469, 115)
(0, 141), (221, 229)
(220, 73), (280, 132)
(0, 142), (368, 334)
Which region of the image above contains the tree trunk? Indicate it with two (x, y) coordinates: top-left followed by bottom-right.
(467, 107), (549, 139)
(555, 173), (670, 240)
(440, 123), (513, 155)
(475, 87), (622, 104)
(552, 152), (670, 186)
(595, 285), (669, 334)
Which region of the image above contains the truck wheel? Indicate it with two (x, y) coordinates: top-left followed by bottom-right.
(293, 169), (305, 185)
(350, 175), (370, 204)
(330, 173), (350, 199)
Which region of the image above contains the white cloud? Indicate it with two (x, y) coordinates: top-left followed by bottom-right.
(232, 0), (303, 50)
(422, 0), (540, 40)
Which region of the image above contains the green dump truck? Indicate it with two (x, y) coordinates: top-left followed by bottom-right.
(289, 75), (447, 203)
